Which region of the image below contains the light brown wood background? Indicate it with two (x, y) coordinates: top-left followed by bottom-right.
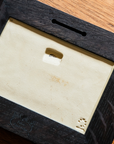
(38, 0), (114, 33)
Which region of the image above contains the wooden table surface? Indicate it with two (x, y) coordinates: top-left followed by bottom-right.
(1, 0), (114, 143)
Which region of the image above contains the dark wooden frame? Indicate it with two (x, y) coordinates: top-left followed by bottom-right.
(0, 0), (114, 143)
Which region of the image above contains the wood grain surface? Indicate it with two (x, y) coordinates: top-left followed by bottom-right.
(38, 0), (114, 33)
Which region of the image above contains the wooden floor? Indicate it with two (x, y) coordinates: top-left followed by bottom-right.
(1, 0), (114, 143)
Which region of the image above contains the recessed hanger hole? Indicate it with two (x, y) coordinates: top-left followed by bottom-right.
(45, 48), (63, 59)
(43, 48), (63, 66)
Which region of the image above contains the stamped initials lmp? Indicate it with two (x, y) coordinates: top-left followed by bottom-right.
(76, 118), (87, 132)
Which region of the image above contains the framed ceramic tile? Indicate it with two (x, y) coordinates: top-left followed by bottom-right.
(0, 0), (114, 143)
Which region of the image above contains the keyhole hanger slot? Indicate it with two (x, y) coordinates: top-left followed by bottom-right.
(52, 19), (87, 36)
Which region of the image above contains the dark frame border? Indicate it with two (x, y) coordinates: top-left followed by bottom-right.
(0, 0), (114, 143)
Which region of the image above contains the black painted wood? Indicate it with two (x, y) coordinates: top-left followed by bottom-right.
(86, 71), (114, 144)
(0, 1), (8, 35)
(0, 127), (35, 144)
(0, 0), (4, 6)
(0, 0), (114, 144)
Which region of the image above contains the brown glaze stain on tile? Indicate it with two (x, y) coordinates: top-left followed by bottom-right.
(51, 75), (68, 86)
